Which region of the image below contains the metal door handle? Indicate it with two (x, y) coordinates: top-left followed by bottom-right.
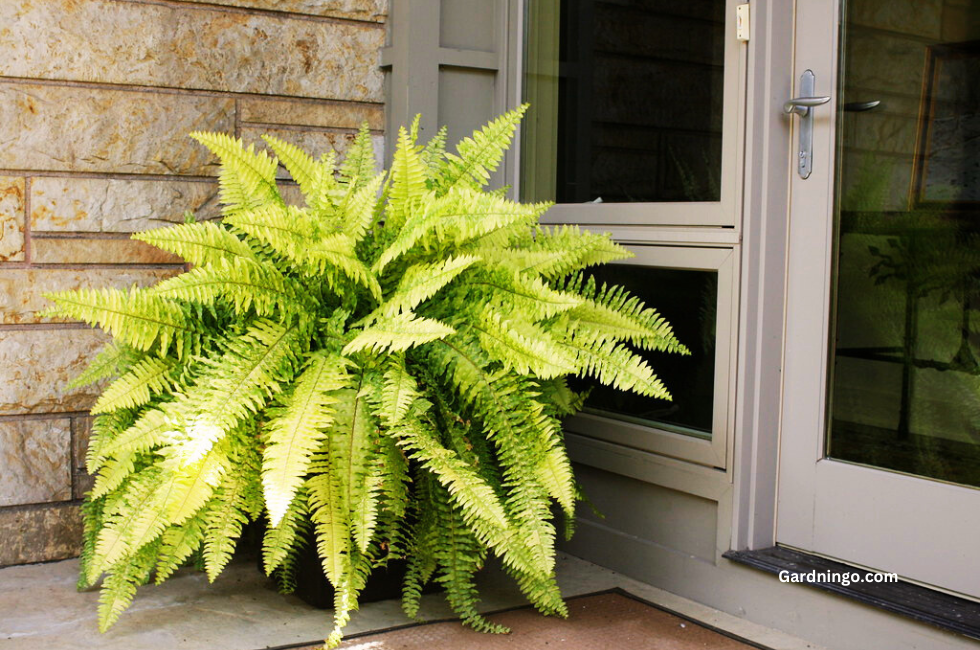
(783, 96), (831, 115)
(784, 70), (829, 179)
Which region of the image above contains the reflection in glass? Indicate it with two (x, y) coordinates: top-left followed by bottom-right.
(828, 0), (980, 488)
(572, 265), (717, 437)
(521, 0), (725, 204)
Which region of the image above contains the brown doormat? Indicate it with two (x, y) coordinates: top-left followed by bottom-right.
(275, 589), (771, 650)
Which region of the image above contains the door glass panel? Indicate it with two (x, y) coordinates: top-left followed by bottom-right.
(572, 265), (718, 438)
(828, 0), (980, 487)
(521, 0), (725, 203)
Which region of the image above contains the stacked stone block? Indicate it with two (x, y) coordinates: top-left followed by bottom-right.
(0, 0), (387, 566)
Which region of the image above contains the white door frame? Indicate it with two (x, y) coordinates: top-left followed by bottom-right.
(775, 0), (980, 599)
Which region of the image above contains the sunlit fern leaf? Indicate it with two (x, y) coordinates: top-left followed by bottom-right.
(559, 273), (690, 354)
(67, 343), (131, 390)
(263, 493), (309, 575)
(154, 513), (207, 583)
(133, 221), (257, 267)
(92, 408), (178, 472)
(262, 134), (318, 197)
(97, 542), (159, 632)
(203, 453), (259, 581)
(306, 461), (349, 586)
(91, 357), (179, 415)
(379, 255), (480, 317)
(340, 171), (385, 243)
(430, 485), (508, 634)
(149, 256), (298, 318)
(339, 123), (378, 191)
(422, 125), (449, 182)
(386, 126), (427, 230)
(555, 321), (672, 399)
(463, 269), (582, 322)
(185, 319), (306, 437)
(303, 233), (382, 300)
(373, 188), (546, 275)
(343, 312), (455, 356)
(263, 351), (350, 527)
(472, 308), (578, 379)
(90, 451), (138, 500)
(438, 104), (528, 191)
(42, 286), (195, 357)
(517, 225), (633, 279)
(190, 132), (281, 216)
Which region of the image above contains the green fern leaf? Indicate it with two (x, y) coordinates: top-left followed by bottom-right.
(133, 221), (256, 267)
(186, 319), (305, 436)
(91, 357), (179, 414)
(262, 134), (318, 197)
(438, 104), (527, 191)
(67, 343), (130, 389)
(43, 286), (195, 357)
(386, 125), (427, 229)
(380, 255), (479, 317)
(339, 123), (378, 189)
(343, 312), (455, 355)
(190, 132), (281, 216)
(150, 256), (298, 317)
(263, 351), (350, 527)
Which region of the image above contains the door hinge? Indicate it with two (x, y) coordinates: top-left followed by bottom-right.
(736, 4), (750, 42)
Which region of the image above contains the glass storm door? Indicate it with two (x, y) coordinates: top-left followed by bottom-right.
(777, 0), (980, 598)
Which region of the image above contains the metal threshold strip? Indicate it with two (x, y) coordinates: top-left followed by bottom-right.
(723, 546), (980, 641)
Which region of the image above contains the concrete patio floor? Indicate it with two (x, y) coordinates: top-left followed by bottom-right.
(0, 552), (826, 650)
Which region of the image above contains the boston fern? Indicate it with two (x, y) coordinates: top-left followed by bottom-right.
(43, 106), (687, 647)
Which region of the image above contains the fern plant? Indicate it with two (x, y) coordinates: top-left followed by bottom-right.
(43, 106), (688, 648)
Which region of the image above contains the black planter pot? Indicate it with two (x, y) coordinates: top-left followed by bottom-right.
(292, 539), (408, 609)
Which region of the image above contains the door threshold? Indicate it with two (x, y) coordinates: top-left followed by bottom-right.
(723, 546), (980, 641)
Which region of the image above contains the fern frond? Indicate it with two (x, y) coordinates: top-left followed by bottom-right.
(339, 172), (384, 242)
(67, 343), (130, 389)
(97, 542), (159, 632)
(430, 485), (508, 634)
(339, 123), (378, 190)
(343, 312), (455, 355)
(304, 233), (382, 300)
(422, 125), (449, 180)
(374, 188), (546, 274)
(133, 221), (256, 267)
(186, 319), (305, 437)
(262, 134), (318, 197)
(466, 269), (582, 321)
(43, 286), (195, 357)
(559, 273), (689, 353)
(225, 203), (317, 261)
(154, 513), (207, 583)
(556, 321), (672, 398)
(262, 351), (350, 527)
(203, 450), (259, 581)
(150, 256), (299, 318)
(190, 132), (282, 216)
(306, 465), (349, 585)
(519, 225), (632, 279)
(438, 104), (527, 191)
(262, 493), (309, 575)
(91, 357), (179, 415)
(386, 126), (427, 230)
(380, 255), (479, 317)
(471, 309), (577, 379)
(94, 408), (178, 470)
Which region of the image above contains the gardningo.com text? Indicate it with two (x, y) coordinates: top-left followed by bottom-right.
(778, 570), (898, 587)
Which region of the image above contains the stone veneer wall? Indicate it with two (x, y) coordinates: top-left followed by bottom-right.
(0, 0), (386, 566)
